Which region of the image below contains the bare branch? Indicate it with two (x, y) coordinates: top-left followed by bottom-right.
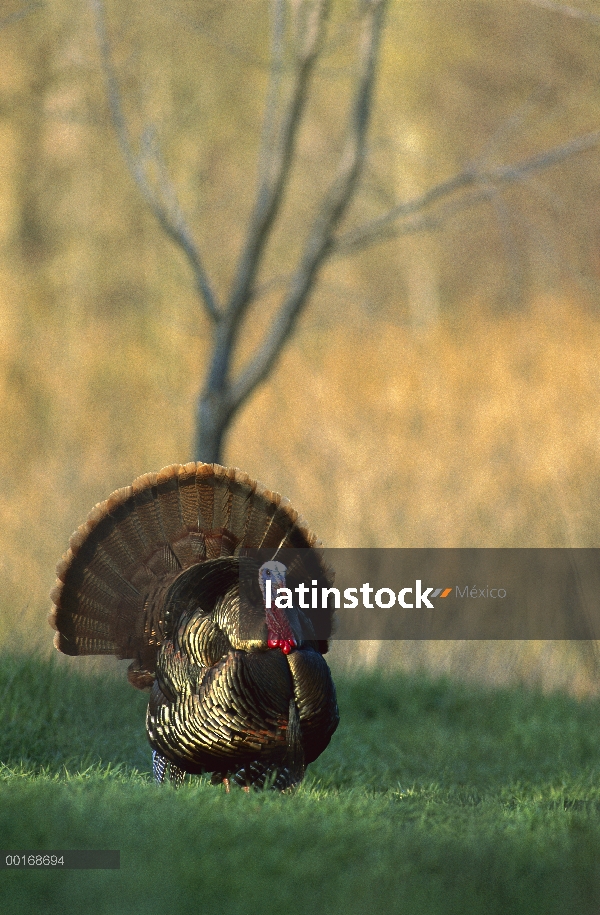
(223, 0), (330, 338)
(0, 2), (43, 29)
(257, 0), (287, 189)
(336, 187), (495, 245)
(229, 0), (388, 410)
(333, 127), (600, 255)
(492, 129), (600, 178)
(90, 0), (219, 321)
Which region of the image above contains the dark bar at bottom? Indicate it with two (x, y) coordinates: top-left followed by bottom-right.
(1, 851), (120, 869)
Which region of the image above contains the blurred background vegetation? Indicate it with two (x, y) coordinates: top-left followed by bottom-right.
(2, 0), (600, 690)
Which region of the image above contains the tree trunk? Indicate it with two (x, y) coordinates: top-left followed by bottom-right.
(194, 390), (230, 464)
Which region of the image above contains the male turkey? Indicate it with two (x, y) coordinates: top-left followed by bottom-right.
(49, 463), (339, 791)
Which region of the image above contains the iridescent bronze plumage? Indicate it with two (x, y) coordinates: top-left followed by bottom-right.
(49, 462), (338, 790)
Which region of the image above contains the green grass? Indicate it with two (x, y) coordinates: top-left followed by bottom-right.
(2, 653), (600, 914)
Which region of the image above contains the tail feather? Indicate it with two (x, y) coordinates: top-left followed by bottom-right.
(243, 483), (280, 548)
(154, 469), (186, 543)
(174, 464), (202, 529)
(260, 499), (300, 551)
(131, 474), (167, 548)
(210, 464), (235, 531)
(196, 462), (219, 530)
(49, 462), (326, 680)
(226, 471), (254, 538)
(103, 494), (153, 565)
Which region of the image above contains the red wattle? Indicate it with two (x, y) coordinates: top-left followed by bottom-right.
(267, 637), (297, 654)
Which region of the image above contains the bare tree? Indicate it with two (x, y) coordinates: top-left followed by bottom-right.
(0, 2), (44, 30)
(91, 0), (600, 464)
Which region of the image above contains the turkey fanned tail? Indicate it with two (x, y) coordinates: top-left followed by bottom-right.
(50, 462), (339, 791)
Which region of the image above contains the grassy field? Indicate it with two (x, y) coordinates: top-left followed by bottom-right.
(1, 652), (600, 914)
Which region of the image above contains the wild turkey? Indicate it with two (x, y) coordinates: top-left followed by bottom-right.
(49, 462), (339, 790)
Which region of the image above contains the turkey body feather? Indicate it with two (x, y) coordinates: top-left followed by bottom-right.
(49, 462), (339, 790)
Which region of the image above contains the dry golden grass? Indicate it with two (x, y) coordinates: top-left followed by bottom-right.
(2, 283), (600, 691)
(237, 297), (600, 550)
